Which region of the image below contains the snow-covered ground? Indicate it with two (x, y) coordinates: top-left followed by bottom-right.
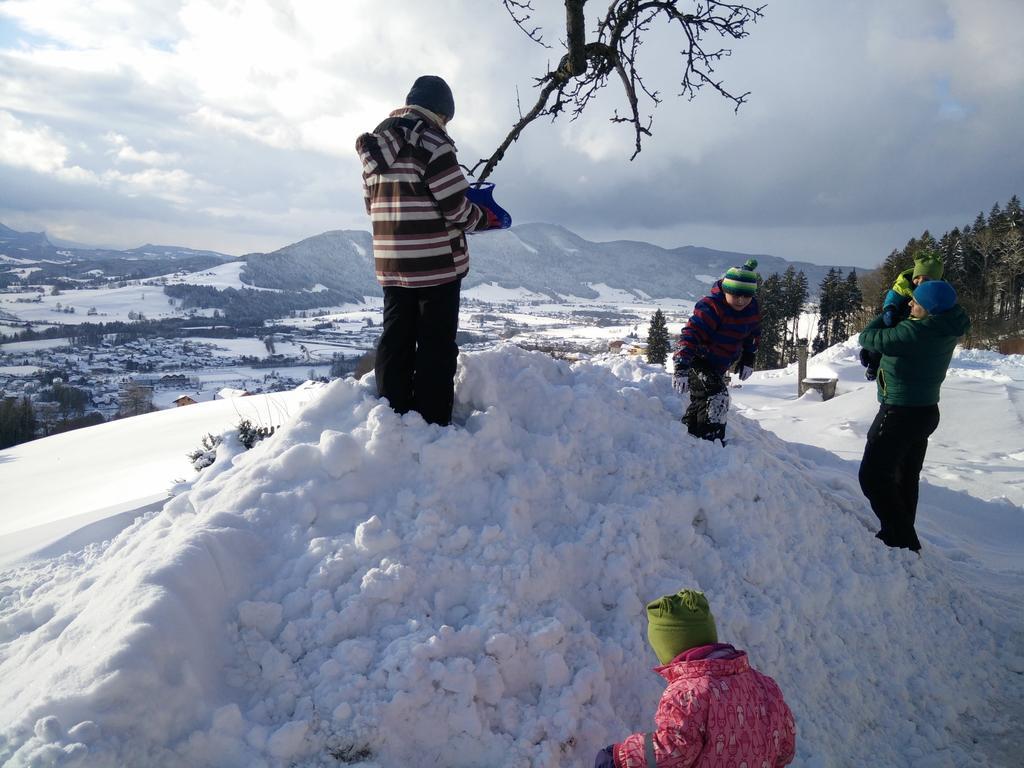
(0, 342), (1021, 767)
(0, 283), (200, 324)
(162, 260), (256, 291)
(0, 385), (325, 566)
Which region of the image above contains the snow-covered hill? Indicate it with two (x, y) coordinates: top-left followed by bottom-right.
(0, 222), (234, 266)
(239, 223), (852, 301)
(1, 345), (1021, 767)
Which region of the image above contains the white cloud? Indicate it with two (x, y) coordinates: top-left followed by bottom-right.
(0, 110), (95, 182)
(189, 105), (299, 150)
(0, 0), (1021, 265)
(103, 167), (208, 204)
(105, 132), (181, 166)
(0, 0), (182, 49)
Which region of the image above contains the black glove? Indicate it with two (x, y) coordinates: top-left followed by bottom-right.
(594, 746), (616, 768)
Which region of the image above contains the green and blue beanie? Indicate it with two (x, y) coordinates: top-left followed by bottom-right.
(646, 589), (718, 665)
(912, 250), (944, 281)
(722, 258), (759, 296)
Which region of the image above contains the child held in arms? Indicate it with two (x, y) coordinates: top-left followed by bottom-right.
(859, 249), (944, 381)
(672, 259), (761, 444)
(594, 590), (796, 768)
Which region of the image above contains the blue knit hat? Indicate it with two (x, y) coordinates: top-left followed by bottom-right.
(722, 258), (759, 296)
(913, 280), (957, 315)
(406, 75), (455, 121)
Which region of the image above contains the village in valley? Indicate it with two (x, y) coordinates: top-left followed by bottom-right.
(0, 248), (667, 442)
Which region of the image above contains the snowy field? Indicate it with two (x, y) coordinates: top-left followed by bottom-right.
(0, 260), (289, 326)
(1, 340), (1022, 767)
(0, 283), (200, 324)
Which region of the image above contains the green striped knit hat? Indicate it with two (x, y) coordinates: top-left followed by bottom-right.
(646, 589), (718, 665)
(722, 258), (759, 296)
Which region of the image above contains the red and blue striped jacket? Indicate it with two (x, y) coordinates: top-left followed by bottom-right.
(673, 281), (761, 376)
(356, 106), (487, 288)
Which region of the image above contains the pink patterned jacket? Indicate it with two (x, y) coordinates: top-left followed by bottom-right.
(613, 647), (796, 768)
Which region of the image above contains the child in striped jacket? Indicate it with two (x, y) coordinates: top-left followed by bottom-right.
(672, 259), (761, 443)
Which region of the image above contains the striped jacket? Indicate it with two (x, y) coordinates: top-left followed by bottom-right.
(356, 106), (487, 288)
(673, 282), (761, 376)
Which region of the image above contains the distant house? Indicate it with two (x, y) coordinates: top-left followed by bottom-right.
(216, 387), (251, 400)
(159, 374), (191, 387)
(172, 395), (198, 407)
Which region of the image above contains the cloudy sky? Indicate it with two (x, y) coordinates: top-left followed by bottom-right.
(1, 0), (1021, 268)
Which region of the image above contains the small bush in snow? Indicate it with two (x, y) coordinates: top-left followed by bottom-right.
(189, 419), (278, 473)
(237, 418), (276, 449)
(188, 433), (222, 472)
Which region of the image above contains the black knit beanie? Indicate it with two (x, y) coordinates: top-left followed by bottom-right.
(405, 75), (455, 121)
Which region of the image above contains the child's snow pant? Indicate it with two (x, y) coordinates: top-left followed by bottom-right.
(683, 359), (730, 442)
(860, 348), (882, 380)
(375, 278), (461, 427)
(858, 403), (940, 551)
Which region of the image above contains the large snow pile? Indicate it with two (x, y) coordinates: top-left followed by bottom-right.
(0, 346), (1020, 766)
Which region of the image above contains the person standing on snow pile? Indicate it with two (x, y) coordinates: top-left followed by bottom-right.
(355, 75), (502, 427)
(594, 589), (796, 768)
(672, 259), (761, 444)
(858, 279), (970, 552)
(859, 249), (944, 381)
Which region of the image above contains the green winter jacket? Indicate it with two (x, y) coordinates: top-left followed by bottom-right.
(859, 304), (971, 406)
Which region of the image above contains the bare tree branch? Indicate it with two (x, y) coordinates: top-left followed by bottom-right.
(475, 0), (765, 179)
(501, 0), (548, 46)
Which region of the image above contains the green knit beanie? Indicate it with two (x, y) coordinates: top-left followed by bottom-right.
(646, 589), (718, 665)
(722, 258), (759, 296)
(912, 250), (944, 280)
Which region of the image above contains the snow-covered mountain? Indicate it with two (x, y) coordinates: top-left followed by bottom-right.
(3, 219), (856, 300)
(0, 223), (235, 286)
(1, 341), (1021, 766)
(240, 223), (855, 300)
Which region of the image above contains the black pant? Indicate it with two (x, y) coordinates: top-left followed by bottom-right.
(858, 404), (940, 551)
(375, 279), (461, 426)
(683, 360), (730, 442)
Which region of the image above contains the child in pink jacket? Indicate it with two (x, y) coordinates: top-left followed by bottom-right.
(595, 590), (796, 768)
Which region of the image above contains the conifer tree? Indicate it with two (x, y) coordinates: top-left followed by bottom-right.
(813, 269), (840, 353)
(815, 269), (864, 352)
(780, 267), (809, 363)
(862, 193), (1024, 344)
(645, 309), (670, 366)
(755, 273), (786, 369)
(0, 396), (37, 449)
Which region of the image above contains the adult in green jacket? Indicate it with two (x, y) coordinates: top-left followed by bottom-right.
(857, 280), (970, 551)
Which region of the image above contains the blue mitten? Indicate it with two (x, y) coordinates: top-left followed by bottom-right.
(882, 308), (896, 327)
